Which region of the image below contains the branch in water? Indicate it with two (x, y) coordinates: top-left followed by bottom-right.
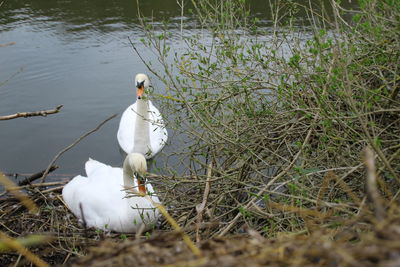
(18, 166), (59, 186)
(40, 113), (118, 183)
(0, 105), (63, 121)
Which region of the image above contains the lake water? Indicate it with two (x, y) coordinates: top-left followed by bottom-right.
(0, 0), (357, 180)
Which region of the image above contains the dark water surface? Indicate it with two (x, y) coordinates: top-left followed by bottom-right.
(0, 0), (357, 178)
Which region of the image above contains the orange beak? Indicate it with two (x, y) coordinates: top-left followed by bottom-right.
(137, 85), (144, 98)
(138, 178), (146, 195)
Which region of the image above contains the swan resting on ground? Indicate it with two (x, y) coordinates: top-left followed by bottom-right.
(117, 73), (168, 159)
(62, 153), (160, 233)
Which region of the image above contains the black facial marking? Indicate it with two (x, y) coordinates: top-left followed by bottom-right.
(135, 172), (146, 184)
(136, 80), (145, 88)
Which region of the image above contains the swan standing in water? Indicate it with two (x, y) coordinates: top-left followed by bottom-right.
(117, 73), (168, 159)
(62, 153), (160, 233)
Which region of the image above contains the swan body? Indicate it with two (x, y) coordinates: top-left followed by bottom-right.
(117, 73), (168, 159)
(62, 153), (160, 233)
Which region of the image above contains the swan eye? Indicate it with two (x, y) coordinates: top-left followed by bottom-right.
(139, 175), (146, 183)
(135, 172), (146, 183)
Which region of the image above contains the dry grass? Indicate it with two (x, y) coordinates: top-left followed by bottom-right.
(70, 213), (400, 267)
(1, 179), (400, 266)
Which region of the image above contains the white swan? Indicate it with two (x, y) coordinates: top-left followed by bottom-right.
(117, 73), (168, 159)
(62, 153), (160, 233)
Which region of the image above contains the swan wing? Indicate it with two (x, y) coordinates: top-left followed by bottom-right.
(62, 174), (88, 217)
(148, 100), (168, 157)
(63, 161), (126, 230)
(117, 101), (168, 158)
(117, 103), (137, 154)
(85, 157), (111, 177)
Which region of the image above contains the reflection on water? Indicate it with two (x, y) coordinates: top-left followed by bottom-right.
(0, 0), (358, 178)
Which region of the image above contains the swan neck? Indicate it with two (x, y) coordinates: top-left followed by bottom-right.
(133, 98), (150, 155)
(122, 160), (135, 189)
(136, 98), (149, 117)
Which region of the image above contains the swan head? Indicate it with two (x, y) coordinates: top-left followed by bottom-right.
(124, 152), (147, 175)
(123, 153), (148, 194)
(135, 73), (150, 99)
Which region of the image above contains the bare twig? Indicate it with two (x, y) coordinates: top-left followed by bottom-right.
(218, 125), (314, 236)
(195, 162), (212, 243)
(128, 37), (164, 82)
(364, 147), (385, 222)
(0, 67), (23, 87)
(40, 186), (64, 194)
(40, 114), (117, 183)
(0, 105), (63, 121)
(177, 0), (185, 39)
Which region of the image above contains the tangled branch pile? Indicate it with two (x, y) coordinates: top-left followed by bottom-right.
(141, 0), (400, 237)
(69, 210), (400, 266)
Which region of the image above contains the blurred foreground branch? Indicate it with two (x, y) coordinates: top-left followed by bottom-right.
(0, 172), (39, 214)
(0, 234), (53, 253)
(0, 232), (50, 267)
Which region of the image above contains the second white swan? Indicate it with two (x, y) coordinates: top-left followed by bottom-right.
(117, 73), (168, 159)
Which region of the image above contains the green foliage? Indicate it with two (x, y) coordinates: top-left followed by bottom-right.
(138, 0), (400, 237)
(238, 206), (252, 218)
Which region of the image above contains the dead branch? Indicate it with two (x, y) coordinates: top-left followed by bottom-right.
(0, 41), (16, 48)
(365, 147), (385, 222)
(195, 162), (212, 243)
(18, 166), (58, 186)
(41, 114), (118, 183)
(217, 125), (314, 236)
(40, 114), (117, 183)
(40, 186), (64, 194)
(0, 105), (63, 121)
